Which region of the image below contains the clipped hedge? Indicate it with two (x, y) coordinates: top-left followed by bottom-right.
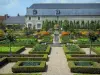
(74, 74), (100, 75)
(0, 46), (25, 54)
(68, 61), (100, 74)
(7, 55), (48, 62)
(63, 45), (85, 54)
(0, 54), (48, 58)
(12, 61), (46, 73)
(29, 45), (51, 54)
(0, 57), (8, 68)
(66, 54), (100, 62)
(0, 73), (42, 75)
(91, 47), (100, 55)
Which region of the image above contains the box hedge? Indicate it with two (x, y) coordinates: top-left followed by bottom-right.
(0, 57), (8, 68)
(12, 61), (46, 73)
(74, 74), (100, 75)
(29, 45), (51, 54)
(0, 73), (42, 75)
(7, 55), (48, 62)
(63, 44), (85, 54)
(68, 61), (100, 74)
(66, 54), (100, 62)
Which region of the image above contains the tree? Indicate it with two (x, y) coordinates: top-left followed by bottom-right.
(62, 20), (69, 31)
(88, 31), (98, 55)
(81, 20), (85, 29)
(42, 20), (49, 31)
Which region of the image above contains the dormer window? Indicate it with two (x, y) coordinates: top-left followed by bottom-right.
(56, 10), (60, 15)
(33, 10), (37, 14)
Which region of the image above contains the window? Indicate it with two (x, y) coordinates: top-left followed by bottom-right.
(37, 24), (41, 29)
(38, 17), (40, 20)
(28, 24), (32, 29)
(29, 17), (31, 20)
(56, 10), (60, 15)
(33, 10), (37, 14)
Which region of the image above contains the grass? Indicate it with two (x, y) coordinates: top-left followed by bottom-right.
(0, 46), (23, 52)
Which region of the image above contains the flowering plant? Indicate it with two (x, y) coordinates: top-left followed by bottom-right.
(61, 31), (70, 36)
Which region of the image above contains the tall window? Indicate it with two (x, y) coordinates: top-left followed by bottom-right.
(28, 24), (32, 29)
(29, 17), (31, 20)
(37, 24), (41, 29)
(38, 17), (40, 20)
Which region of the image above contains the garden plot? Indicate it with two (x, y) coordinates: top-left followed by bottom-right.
(0, 62), (16, 74)
(81, 48), (96, 55)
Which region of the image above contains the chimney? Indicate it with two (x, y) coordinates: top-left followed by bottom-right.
(5, 14), (9, 20)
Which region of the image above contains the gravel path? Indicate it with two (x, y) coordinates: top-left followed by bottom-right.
(81, 48), (96, 55)
(20, 48), (32, 54)
(42, 47), (73, 75)
(0, 62), (15, 74)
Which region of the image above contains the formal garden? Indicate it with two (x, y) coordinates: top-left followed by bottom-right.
(0, 20), (100, 75)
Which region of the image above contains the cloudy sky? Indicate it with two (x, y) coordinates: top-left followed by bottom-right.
(0, 0), (100, 16)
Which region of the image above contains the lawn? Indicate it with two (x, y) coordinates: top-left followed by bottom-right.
(0, 46), (24, 53)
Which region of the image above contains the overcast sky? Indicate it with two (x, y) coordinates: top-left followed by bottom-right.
(0, 0), (100, 16)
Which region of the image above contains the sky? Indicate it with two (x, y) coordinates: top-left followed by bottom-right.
(0, 0), (100, 16)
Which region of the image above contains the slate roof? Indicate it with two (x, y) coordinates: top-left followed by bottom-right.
(29, 3), (100, 9)
(4, 16), (25, 25)
(27, 3), (100, 16)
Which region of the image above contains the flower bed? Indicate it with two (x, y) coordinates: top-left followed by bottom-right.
(76, 38), (100, 47)
(61, 31), (70, 36)
(0, 46), (25, 54)
(63, 45), (85, 54)
(29, 44), (51, 54)
(60, 35), (71, 43)
(0, 38), (37, 47)
(12, 61), (46, 73)
(68, 61), (100, 73)
(40, 35), (53, 43)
